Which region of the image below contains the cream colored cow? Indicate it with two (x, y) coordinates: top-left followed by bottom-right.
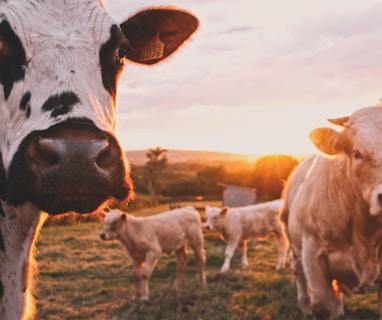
(205, 200), (288, 272)
(280, 106), (382, 319)
(99, 207), (206, 300)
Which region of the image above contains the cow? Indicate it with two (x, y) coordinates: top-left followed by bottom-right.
(280, 106), (382, 319)
(204, 200), (288, 272)
(0, 1), (198, 319)
(99, 207), (206, 301)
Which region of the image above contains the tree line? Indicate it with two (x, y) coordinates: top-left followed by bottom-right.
(130, 147), (301, 204)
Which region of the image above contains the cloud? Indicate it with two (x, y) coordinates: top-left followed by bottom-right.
(105, 0), (382, 154)
(294, 2), (382, 41)
(219, 25), (255, 35)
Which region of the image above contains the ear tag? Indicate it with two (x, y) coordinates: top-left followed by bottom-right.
(140, 33), (164, 62)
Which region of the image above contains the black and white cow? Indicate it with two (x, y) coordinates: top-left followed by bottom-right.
(0, 1), (198, 319)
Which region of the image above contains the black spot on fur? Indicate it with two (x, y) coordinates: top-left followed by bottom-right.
(19, 91), (31, 118)
(0, 153), (4, 203)
(0, 230), (4, 252)
(0, 20), (26, 99)
(99, 25), (128, 103)
(0, 205), (4, 217)
(41, 92), (80, 117)
(0, 280), (3, 299)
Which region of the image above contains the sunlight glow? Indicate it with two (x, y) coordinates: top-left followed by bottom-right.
(117, 103), (365, 157)
(110, 0), (382, 157)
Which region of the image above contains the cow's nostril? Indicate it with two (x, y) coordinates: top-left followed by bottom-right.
(100, 233), (106, 240)
(95, 140), (114, 169)
(37, 138), (59, 166)
(378, 193), (382, 205)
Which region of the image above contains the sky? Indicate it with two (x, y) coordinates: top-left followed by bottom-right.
(103, 0), (382, 156)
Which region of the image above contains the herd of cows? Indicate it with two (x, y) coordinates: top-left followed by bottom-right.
(98, 200), (288, 302)
(2, 1), (382, 319)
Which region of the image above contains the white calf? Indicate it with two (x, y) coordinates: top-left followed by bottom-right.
(99, 206), (206, 300)
(205, 200), (288, 272)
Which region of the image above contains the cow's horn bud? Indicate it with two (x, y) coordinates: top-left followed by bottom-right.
(327, 116), (349, 127)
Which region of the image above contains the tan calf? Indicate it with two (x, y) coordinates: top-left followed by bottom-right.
(205, 199), (288, 272)
(99, 206), (206, 300)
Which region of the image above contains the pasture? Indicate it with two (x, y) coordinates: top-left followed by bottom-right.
(35, 204), (380, 320)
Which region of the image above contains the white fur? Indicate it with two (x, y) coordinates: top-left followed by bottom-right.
(0, 202), (47, 320)
(0, 0), (116, 170)
(205, 200), (288, 272)
(100, 207), (206, 300)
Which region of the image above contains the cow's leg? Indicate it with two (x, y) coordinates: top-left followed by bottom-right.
(274, 230), (288, 270)
(133, 262), (143, 300)
(174, 244), (188, 288)
(302, 236), (344, 319)
(238, 240), (249, 269)
(221, 240), (239, 272)
(139, 252), (160, 300)
(290, 250), (312, 317)
(190, 243), (206, 287)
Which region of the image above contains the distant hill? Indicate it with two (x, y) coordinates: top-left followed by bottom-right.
(125, 149), (260, 166)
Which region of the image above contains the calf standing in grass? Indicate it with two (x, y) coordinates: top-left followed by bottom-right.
(99, 206), (206, 300)
(205, 200), (288, 272)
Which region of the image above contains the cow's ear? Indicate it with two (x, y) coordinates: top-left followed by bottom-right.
(309, 128), (348, 155)
(120, 8), (198, 65)
(220, 207), (229, 216)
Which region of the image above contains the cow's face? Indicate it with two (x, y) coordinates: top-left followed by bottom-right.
(0, 1), (198, 214)
(99, 209), (125, 240)
(204, 206), (228, 231)
(310, 106), (382, 216)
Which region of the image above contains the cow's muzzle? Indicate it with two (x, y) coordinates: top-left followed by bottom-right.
(4, 119), (133, 214)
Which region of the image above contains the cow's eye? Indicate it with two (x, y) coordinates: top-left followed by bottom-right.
(116, 48), (127, 64)
(352, 150), (362, 160)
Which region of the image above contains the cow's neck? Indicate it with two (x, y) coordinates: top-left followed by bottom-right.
(118, 215), (141, 252)
(0, 203), (47, 320)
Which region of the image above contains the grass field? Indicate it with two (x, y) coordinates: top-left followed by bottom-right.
(34, 203), (380, 320)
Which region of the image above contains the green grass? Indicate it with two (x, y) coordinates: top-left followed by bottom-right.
(34, 205), (380, 320)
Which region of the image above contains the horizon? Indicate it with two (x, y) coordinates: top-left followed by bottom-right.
(124, 147), (313, 165)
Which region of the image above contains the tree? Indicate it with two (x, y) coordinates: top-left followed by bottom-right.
(143, 147), (168, 197)
(252, 154), (299, 201)
(163, 177), (200, 197)
(196, 165), (228, 196)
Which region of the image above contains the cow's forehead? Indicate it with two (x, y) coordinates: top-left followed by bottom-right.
(348, 107), (382, 150)
(206, 207), (220, 216)
(104, 210), (121, 223)
(349, 107), (382, 127)
(1, 1), (114, 46)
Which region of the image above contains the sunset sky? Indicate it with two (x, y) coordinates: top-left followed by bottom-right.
(104, 0), (382, 156)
